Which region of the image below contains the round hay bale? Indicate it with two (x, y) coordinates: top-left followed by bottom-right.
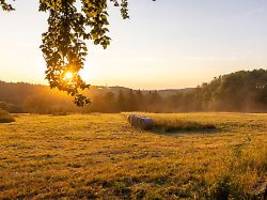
(129, 115), (137, 127)
(127, 115), (133, 123)
(127, 114), (154, 130)
(134, 116), (140, 128)
(136, 117), (142, 128)
(142, 118), (153, 130)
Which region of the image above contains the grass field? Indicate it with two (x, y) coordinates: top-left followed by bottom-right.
(0, 113), (266, 199)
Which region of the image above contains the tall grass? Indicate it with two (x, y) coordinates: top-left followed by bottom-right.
(204, 144), (267, 199)
(0, 109), (15, 123)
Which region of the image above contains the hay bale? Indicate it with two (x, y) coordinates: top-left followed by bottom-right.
(141, 117), (153, 130)
(127, 114), (153, 130)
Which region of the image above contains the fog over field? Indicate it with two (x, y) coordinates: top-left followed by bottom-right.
(2, 69), (267, 114)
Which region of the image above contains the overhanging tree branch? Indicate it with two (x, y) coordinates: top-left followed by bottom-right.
(1, 0), (154, 106)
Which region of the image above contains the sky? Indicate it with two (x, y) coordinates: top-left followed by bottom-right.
(0, 0), (267, 90)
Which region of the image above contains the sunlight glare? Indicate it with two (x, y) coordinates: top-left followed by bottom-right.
(63, 71), (74, 81)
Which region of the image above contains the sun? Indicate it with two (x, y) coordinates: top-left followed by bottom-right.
(63, 71), (74, 81)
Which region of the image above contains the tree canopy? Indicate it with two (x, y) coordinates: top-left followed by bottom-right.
(0, 0), (131, 106)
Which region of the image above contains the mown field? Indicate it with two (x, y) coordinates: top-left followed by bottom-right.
(0, 113), (266, 199)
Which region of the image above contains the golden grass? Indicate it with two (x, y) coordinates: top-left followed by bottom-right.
(0, 113), (266, 199)
(0, 109), (15, 123)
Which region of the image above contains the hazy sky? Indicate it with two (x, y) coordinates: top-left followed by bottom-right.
(1, 0), (267, 89)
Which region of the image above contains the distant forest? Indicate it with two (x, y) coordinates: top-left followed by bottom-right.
(1, 69), (267, 113)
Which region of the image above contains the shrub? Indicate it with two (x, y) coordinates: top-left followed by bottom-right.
(0, 101), (23, 113)
(0, 109), (15, 123)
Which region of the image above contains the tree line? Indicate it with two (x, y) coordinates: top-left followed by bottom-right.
(1, 69), (267, 114)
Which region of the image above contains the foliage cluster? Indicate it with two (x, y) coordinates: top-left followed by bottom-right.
(179, 69), (267, 112)
(1, 0), (130, 105)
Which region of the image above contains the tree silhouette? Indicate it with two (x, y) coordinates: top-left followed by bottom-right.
(0, 0), (134, 106)
(0, 0), (14, 11)
(117, 90), (126, 111)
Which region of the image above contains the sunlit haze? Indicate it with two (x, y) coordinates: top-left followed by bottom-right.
(1, 0), (267, 89)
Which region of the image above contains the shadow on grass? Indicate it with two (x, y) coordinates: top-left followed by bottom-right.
(150, 121), (218, 135)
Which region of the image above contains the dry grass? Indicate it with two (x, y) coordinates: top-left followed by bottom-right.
(0, 113), (266, 199)
(0, 109), (15, 123)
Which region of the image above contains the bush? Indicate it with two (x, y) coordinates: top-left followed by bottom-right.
(0, 101), (23, 113)
(0, 109), (15, 123)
